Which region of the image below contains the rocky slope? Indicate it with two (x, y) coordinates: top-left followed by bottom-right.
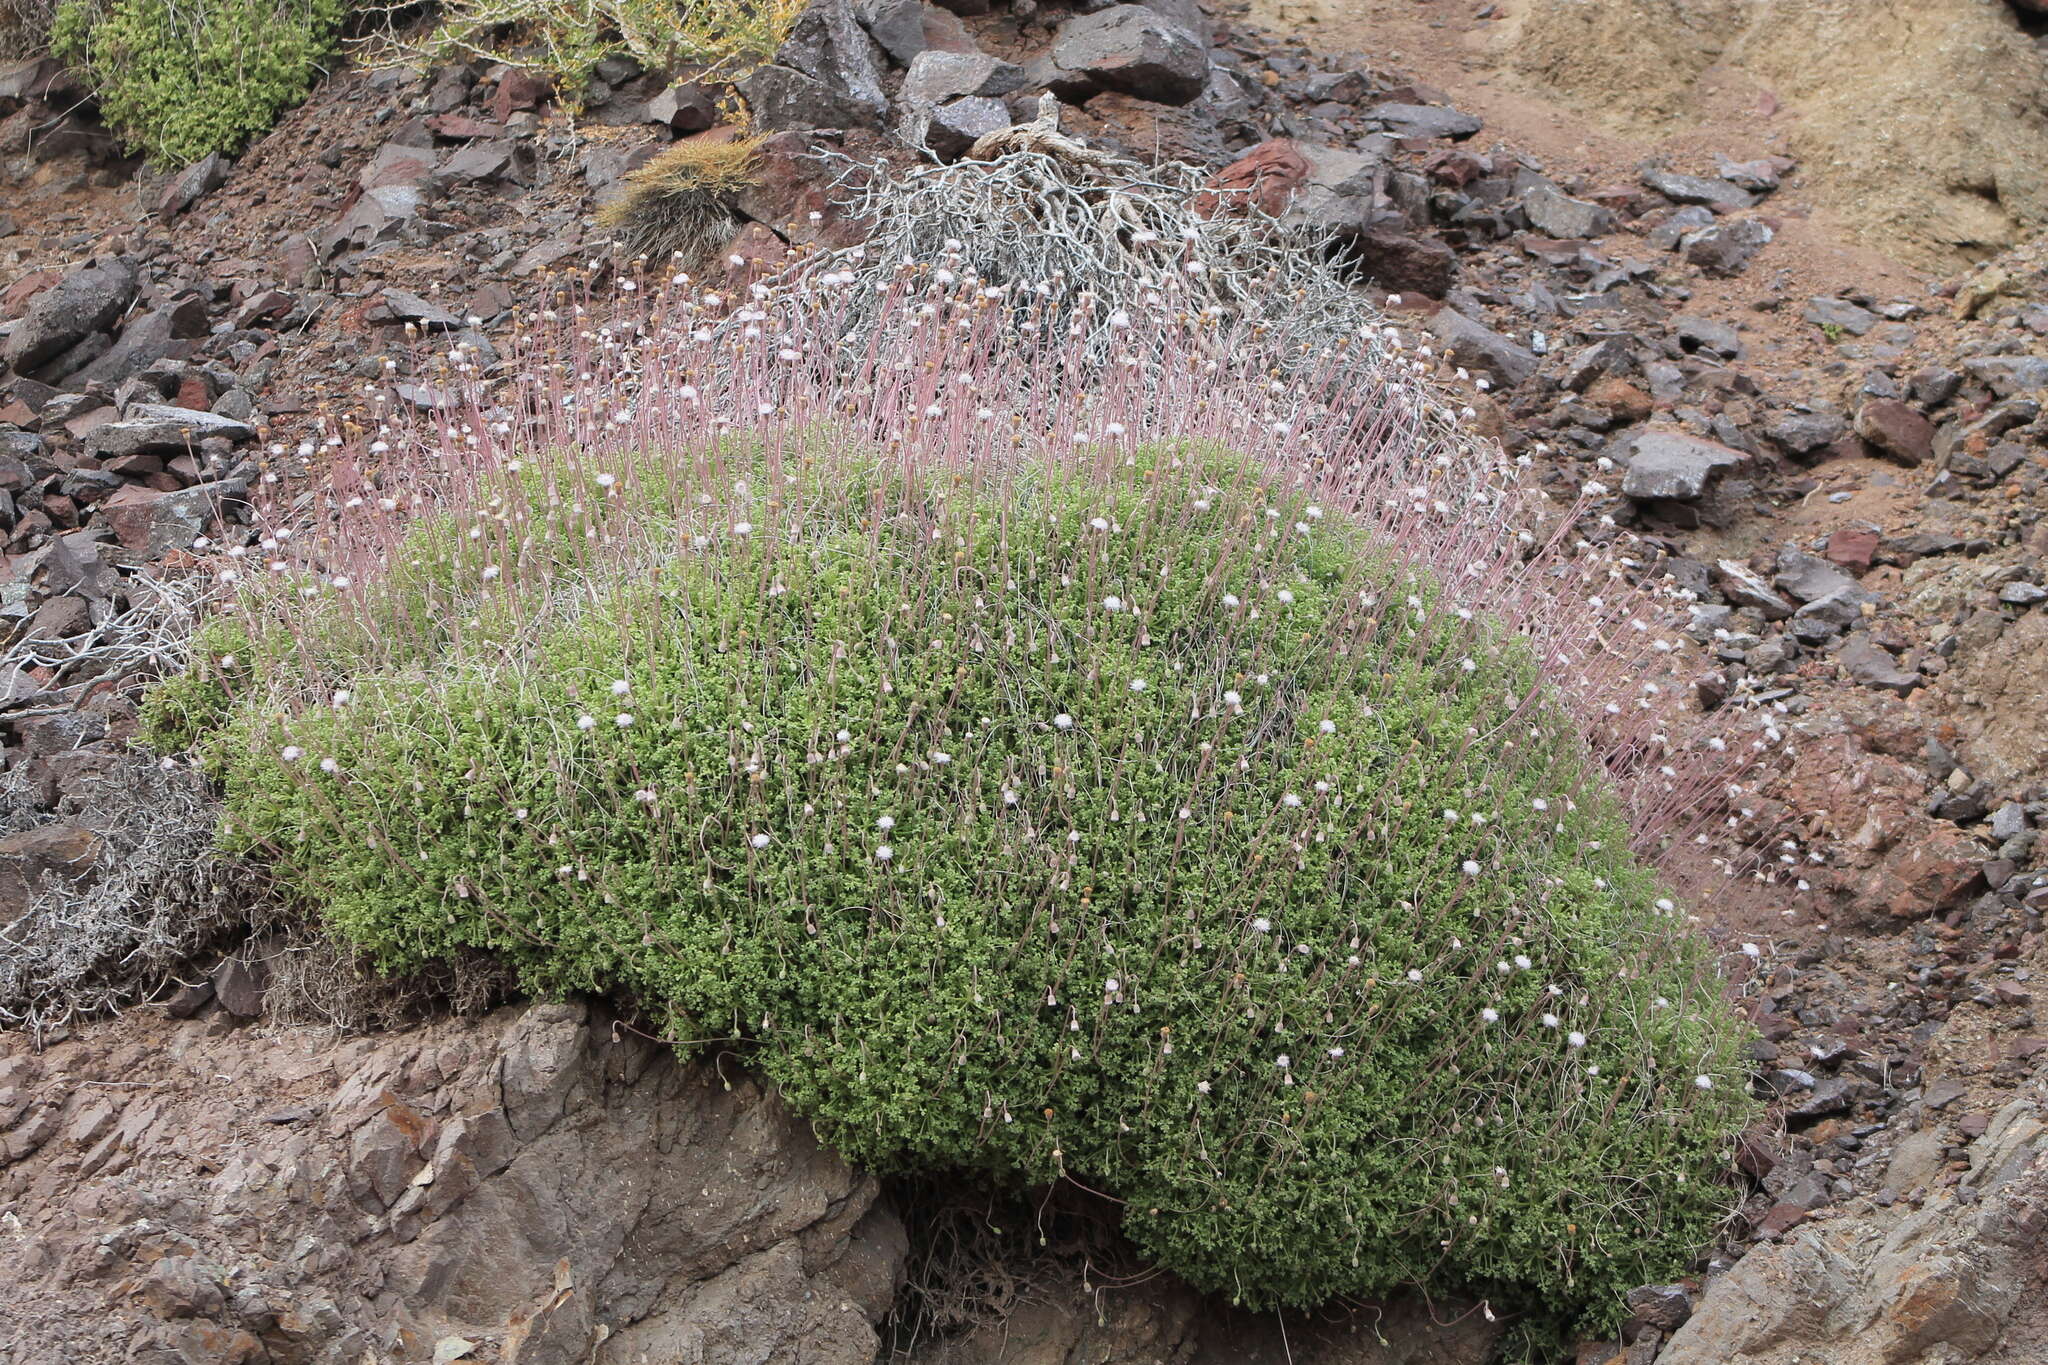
(1, 0), (2045, 1360)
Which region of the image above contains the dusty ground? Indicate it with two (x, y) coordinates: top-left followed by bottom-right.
(1244, 0), (2048, 270)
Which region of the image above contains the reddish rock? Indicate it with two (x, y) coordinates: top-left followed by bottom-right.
(730, 132), (865, 250)
(1351, 225), (1459, 298)
(1825, 526), (1880, 575)
(0, 267), (59, 316)
(1422, 147), (1488, 187)
(1754, 1202), (1808, 1238)
(1586, 377), (1654, 425)
(491, 68), (553, 123)
(1854, 398), (1934, 467)
(62, 405), (118, 442)
(1195, 138), (1313, 219)
(173, 375), (212, 412)
(95, 484), (167, 552)
(425, 113), (507, 140)
(1851, 825), (1985, 920)
(0, 821), (103, 924)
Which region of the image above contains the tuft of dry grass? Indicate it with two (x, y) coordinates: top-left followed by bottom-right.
(595, 133), (763, 269)
(397, 0), (801, 110)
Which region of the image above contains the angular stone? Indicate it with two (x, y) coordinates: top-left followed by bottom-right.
(729, 131), (864, 249)
(1767, 410), (1845, 457)
(1561, 337), (1633, 392)
(772, 0), (889, 126)
(1680, 218), (1773, 275)
(1674, 314), (1743, 360)
(643, 81), (719, 134)
(24, 595), (90, 639)
(1818, 527), (1875, 575)
(1641, 166), (1754, 210)
(89, 405), (254, 457)
(1425, 307), (1537, 387)
(212, 954), (269, 1019)
(1050, 6), (1209, 106)
(1347, 226), (1457, 297)
(1303, 70), (1370, 104)
(1792, 589), (1865, 635)
(903, 49), (1025, 104)
(1854, 398), (1934, 466)
(1367, 101), (1482, 141)
(156, 152), (230, 220)
(71, 295), (209, 388)
(3, 257), (138, 373)
(1802, 296), (1879, 336)
(1621, 429), (1749, 501)
(1715, 560), (1795, 619)
(325, 184), (424, 253)
(442, 140), (530, 185)
(1199, 138), (1314, 218)
(0, 822), (102, 925)
(359, 140), (438, 193)
(1647, 204), (1715, 250)
(1774, 548), (1861, 604)
(854, 0), (927, 64)
(742, 64), (886, 131)
(1625, 1284), (1694, 1335)
(95, 480), (251, 557)
(1522, 183), (1615, 239)
(1961, 355), (2048, 398)
(1838, 635), (1917, 694)
(907, 96), (1012, 160)
(424, 113), (507, 140)
(490, 68), (552, 122)
(374, 288), (462, 332)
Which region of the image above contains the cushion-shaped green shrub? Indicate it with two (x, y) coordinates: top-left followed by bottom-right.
(53, 0), (343, 165)
(163, 439), (1753, 1342)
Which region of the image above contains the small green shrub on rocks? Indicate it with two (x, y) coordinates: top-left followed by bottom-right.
(52, 0), (342, 164)
(155, 279), (1755, 1345)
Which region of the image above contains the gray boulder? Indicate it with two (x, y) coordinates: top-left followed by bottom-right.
(155, 152), (230, 219)
(1621, 429), (1750, 502)
(742, 64), (887, 131)
(72, 296), (210, 388)
(1426, 307), (1537, 386)
(1838, 634), (1918, 694)
(88, 404), (256, 458)
(904, 96), (1012, 160)
(1802, 296), (1879, 335)
(1522, 182), (1615, 238)
(1049, 5), (1209, 106)
(903, 49), (1026, 105)
(853, 0), (927, 64)
(1681, 218), (1773, 275)
(3, 257), (138, 374)
(1367, 101), (1482, 140)
(1642, 166), (1755, 210)
(747, 0), (889, 129)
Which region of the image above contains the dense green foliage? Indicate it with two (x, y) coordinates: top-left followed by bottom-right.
(52, 0), (343, 165)
(159, 442), (1754, 1342)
